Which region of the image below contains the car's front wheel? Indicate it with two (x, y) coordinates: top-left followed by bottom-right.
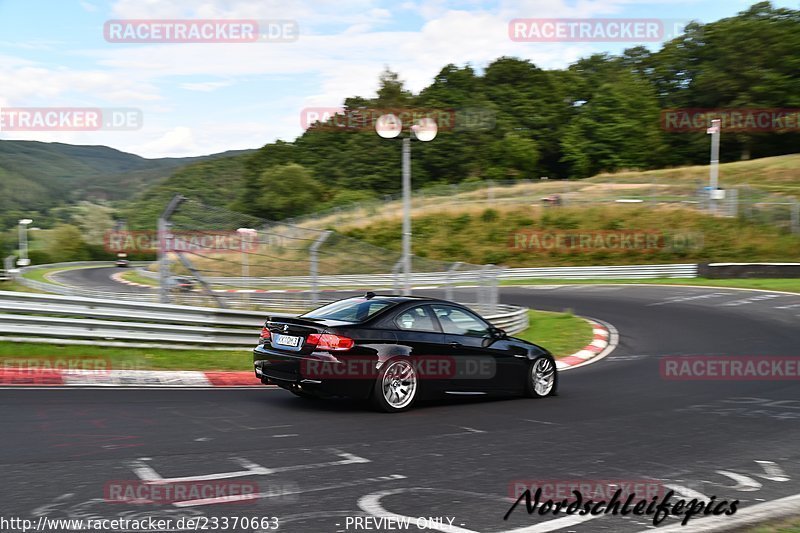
(525, 355), (558, 398)
(372, 358), (418, 412)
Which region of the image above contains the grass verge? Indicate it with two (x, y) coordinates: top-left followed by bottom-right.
(502, 277), (800, 294)
(747, 516), (800, 532)
(0, 280), (48, 293)
(0, 342), (250, 371)
(120, 269), (159, 286)
(515, 310), (593, 358)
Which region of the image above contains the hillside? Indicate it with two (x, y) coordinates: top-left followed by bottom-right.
(225, 3), (800, 222)
(340, 203), (800, 267)
(121, 155), (249, 229)
(0, 139), (254, 229)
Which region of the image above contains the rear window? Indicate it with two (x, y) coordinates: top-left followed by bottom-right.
(301, 298), (394, 322)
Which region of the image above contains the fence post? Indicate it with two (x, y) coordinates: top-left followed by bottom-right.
(445, 262), (464, 301)
(158, 195), (185, 304)
(392, 259), (404, 294)
(310, 230), (332, 305)
(728, 188), (738, 217)
(490, 265), (499, 314)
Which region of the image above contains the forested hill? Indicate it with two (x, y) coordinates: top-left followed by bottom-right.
(0, 139), (253, 229)
(128, 2), (799, 224)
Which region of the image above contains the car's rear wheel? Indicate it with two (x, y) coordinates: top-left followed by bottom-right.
(525, 355), (557, 398)
(372, 358), (418, 412)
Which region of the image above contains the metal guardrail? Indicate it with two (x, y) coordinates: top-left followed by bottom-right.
(0, 291), (529, 349)
(172, 263), (699, 287)
(499, 263), (699, 280)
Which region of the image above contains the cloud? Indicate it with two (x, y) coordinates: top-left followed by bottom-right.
(179, 80), (235, 92)
(128, 126), (199, 157)
(1, 0), (694, 157)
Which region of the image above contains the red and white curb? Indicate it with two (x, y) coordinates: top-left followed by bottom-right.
(112, 271), (154, 288)
(556, 318), (618, 372)
(0, 369), (265, 388)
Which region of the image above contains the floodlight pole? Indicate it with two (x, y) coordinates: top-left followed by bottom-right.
(375, 114), (437, 296)
(708, 119), (721, 214)
(402, 137), (412, 296)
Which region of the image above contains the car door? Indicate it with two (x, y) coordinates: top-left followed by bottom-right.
(431, 304), (526, 393)
(391, 305), (449, 394)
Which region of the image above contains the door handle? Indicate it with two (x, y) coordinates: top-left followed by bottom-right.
(449, 342), (461, 348)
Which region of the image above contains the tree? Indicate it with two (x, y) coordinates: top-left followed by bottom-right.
(252, 164), (325, 220)
(561, 72), (666, 178)
(46, 224), (90, 262)
(375, 68), (413, 107)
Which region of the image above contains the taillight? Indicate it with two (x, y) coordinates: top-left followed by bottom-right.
(259, 325), (271, 343)
(307, 333), (354, 351)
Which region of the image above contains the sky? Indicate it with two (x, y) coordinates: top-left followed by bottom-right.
(0, 0), (794, 158)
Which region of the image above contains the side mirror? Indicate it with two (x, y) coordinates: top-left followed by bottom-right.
(489, 327), (507, 340)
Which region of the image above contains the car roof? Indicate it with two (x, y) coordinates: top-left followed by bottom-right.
(348, 294), (453, 305)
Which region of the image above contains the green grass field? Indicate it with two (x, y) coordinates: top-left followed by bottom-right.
(516, 310), (592, 357)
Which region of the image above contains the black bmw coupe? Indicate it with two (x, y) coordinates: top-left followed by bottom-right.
(253, 294), (557, 412)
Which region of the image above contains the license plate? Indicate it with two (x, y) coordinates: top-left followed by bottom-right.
(275, 334), (301, 347)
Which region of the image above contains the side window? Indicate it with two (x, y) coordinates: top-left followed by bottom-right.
(432, 305), (491, 337)
(395, 306), (438, 332)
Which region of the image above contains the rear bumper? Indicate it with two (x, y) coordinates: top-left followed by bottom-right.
(253, 344), (374, 399)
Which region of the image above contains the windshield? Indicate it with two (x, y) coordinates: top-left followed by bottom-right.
(301, 298), (395, 322)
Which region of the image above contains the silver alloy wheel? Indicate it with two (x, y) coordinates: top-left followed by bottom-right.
(381, 360), (417, 409)
(532, 358), (555, 396)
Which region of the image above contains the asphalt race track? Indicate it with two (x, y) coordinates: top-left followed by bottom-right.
(51, 266), (157, 294)
(2, 283), (800, 532)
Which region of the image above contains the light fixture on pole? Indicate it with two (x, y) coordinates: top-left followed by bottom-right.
(17, 218), (33, 267)
(375, 114), (438, 295)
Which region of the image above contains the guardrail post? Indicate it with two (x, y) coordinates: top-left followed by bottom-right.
(792, 200), (800, 235)
(310, 230), (332, 305)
